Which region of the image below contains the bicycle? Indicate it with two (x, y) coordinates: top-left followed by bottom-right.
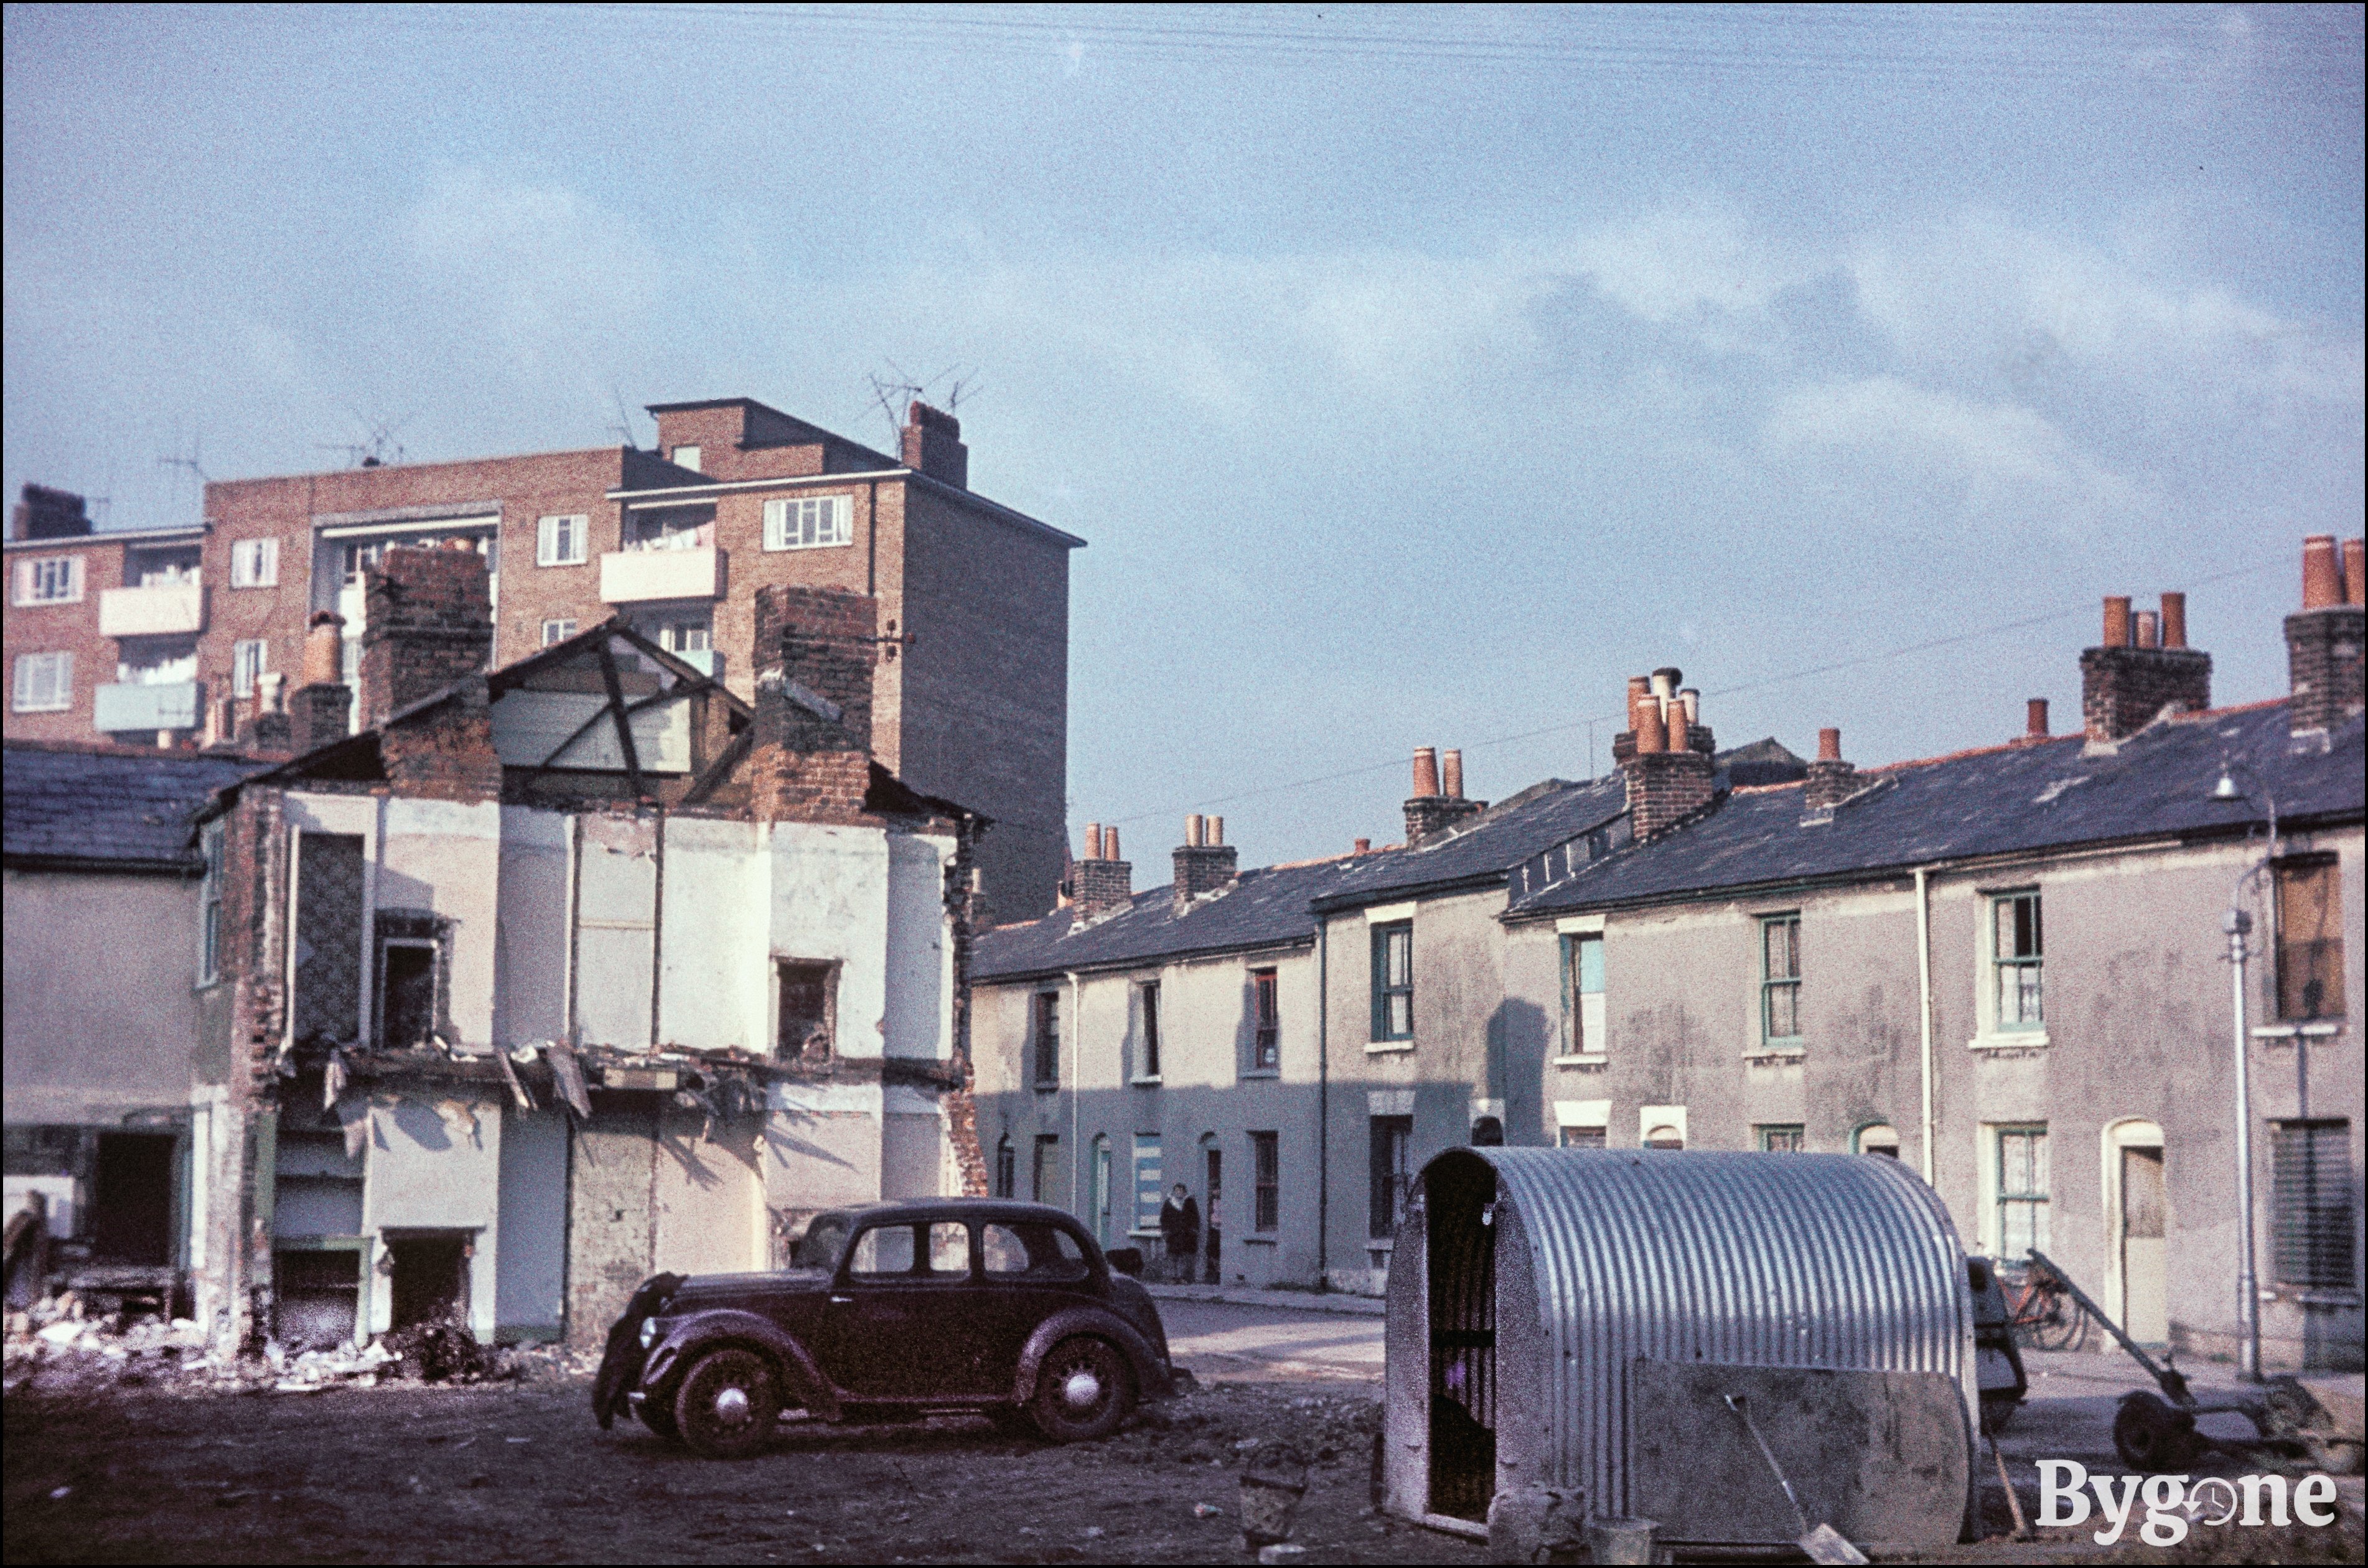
(1997, 1256), (2090, 1351)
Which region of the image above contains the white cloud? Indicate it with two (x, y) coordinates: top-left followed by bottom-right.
(1559, 195), (1799, 335)
(1762, 375), (2138, 510)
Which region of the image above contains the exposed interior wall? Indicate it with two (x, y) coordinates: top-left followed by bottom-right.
(574, 813), (656, 1051)
(494, 1105), (568, 1342)
(2, 869), (204, 1124)
(358, 1093), (502, 1339)
(769, 821), (891, 1058)
(379, 798), (502, 1048)
(882, 833), (955, 1060)
(562, 1102), (765, 1347)
(655, 816), (767, 1052)
(493, 808), (569, 1047)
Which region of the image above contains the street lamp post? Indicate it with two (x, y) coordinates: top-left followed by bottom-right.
(2210, 761), (2277, 1383)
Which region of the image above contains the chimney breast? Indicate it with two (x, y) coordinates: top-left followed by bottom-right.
(1802, 729), (1858, 814)
(749, 585), (880, 824)
(2286, 536), (2368, 735)
(358, 544), (494, 729)
(1172, 828), (1238, 912)
(2081, 590), (2211, 743)
(1072, 834), (1133, 917)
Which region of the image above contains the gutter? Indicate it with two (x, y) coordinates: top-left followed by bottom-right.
(1, 853), (199, 877)
(1316, 914), (1330, 1285)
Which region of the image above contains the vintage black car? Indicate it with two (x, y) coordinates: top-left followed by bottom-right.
(592, 1200), (1178, 1457)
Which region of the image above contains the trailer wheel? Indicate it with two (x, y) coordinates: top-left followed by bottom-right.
(2113, 1391), (2201, 1472)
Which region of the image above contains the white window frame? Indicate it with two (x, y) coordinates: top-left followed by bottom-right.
(536, 514), (589, 567)
(229, 538), (279, 589)
(1972, 884), (2051, 1049)
(541, 618), (578, 647)
(232, 638), (269, 699)
(11, 651), (73, 712)
(762, 495), (852, 551)
(12, 555), (85, 605)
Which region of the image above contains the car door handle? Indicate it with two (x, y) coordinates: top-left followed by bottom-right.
(829, 1295), (854, 1305)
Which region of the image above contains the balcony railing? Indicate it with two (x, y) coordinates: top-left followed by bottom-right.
(98, 581), (206, 638)
(94, 681), (200, 734)
(600, 546), (724, 605)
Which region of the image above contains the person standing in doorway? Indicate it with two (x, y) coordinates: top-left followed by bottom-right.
(1160, 1182), (1199, 1284)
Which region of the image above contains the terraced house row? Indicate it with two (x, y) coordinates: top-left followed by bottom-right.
(974, 536), (2366, 1372)
(2, 396), (1079, 920)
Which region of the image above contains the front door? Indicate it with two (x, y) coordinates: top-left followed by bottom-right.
(975, 1219), (1097, 1398)
(90, 1132), (175, 1266)
(2121, 1146), (2168, 1344)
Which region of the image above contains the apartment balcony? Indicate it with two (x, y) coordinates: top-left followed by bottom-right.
(93, 681), (200, 734)
(98, 581), (206, 638)
(671, 648), (722, 678)
(600, 546), (724, 605)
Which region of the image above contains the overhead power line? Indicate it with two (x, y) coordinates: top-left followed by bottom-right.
(1097, 555), (2283, 829)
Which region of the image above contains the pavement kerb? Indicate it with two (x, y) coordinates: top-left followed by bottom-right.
(1143, 1282), (1386, 1317)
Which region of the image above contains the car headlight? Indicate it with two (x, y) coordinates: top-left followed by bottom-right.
(639, 1317), (658, 1350)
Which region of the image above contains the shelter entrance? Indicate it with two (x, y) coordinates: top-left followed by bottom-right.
(384, 1231), (472, 1330)
(1426, 1155), (1497, 1521)
(91, 1132), (175, 1266)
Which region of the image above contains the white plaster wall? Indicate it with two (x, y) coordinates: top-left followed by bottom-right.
(657, 816), (768, 1053)
(494, 808), (570, 1048)
(494, 1106), (569, 1341)
(882, 833), (955, 1060)
(379, 798), (503, 1050)
(767, 1080), (884, 1210)
(359, 1092), (503, 1338)
(767, 821), (890, 1059)
(576, 813), (656, 1051)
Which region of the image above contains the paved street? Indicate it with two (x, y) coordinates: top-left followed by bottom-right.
(1159, 1297), (1385, 1384)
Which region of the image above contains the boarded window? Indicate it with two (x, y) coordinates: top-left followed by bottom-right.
(293, 834), (365, 1045)
(777, 961), (836, 1061)
(2276, 858), (2346, 1020)
(2273, 1119), (2354, 1289)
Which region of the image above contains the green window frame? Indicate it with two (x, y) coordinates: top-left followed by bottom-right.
(1371, 922), (1413, 1042)
(1032, 992), (1060, 1087)
(1251, 1131), (1280, 1234)
(1251, 969), (1281, 1071)
(1996, 1124), (2050, 1258)
(199, 822), (225, 985)
(1760, 913), (1802, 1043)
(1992, 890), (2044, 1030)
(1757, 1124), (1805, 1152)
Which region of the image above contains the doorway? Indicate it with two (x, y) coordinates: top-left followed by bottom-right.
(2120, 1146), (2168, 1344)
(1427, 1154), (1497, 1521)
(385, 1232), (472, 1330)
(91, 1132), (175, 1266)
(1202, 1139), (1222, 1286)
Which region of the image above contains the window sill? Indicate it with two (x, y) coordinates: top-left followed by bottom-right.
(1365, 1238), (1395, 1253)
(1239, 1068), (1280, 1081)
(2252, 1021), (2344, 1040)
(1552, 1053), (1609, 1068)
(1968, 1033), (2049, 1052)
(1032, 1081), (1061, 1093)
(1365, 1042), (1415, 1056)
(1243, 1234), (1280, 1246)
(1130, 1075), (1163, 1086)
(1747, 1044), (1807, 1063)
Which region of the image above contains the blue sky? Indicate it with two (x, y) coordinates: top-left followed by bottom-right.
(6, 4), (2362, 869)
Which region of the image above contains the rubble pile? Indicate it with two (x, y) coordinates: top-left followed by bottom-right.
(4, 1294), (596, 1397)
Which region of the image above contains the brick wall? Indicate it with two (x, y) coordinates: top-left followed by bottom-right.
(1072, 856), (1133, 915)
(358, 546), (494, 725)
(1403, 795), (1482, 847)
(1172, 844), (1238, 907)
(1802, 758), (1859, 812)
(2285, 606), (2366, 734)
(2, 536), (131, 743)
(749, 584), (877, 826)
(2079, 646), (2212, 742)
(1624, 749), (1716, 842)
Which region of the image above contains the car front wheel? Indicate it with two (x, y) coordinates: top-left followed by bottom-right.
(674, 1348), (782, 1458)
(1029, 1337), (1131, 1444)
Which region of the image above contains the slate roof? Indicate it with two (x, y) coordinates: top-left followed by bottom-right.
(2, 742), (271, 871)
(1510, 701), (2365, 918)
(1309, 775), (1632, 909)
(973, 854), (1372, 982)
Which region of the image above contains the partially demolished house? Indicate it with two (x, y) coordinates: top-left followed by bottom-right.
(192, 542), (984, 1353)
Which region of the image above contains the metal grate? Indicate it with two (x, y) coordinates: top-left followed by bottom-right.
(2273, 1120), (2354, 1289)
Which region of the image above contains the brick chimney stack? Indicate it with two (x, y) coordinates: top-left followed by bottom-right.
(2080, 592), (2211, 743)
(1617, 674), (1717, 842)
(1173, 813), (1239, 912)
(751, 584), (879, 824)
(1072, 819), (1133, 917)
(2023, 698), (2051, 743)
(289, 611), (352, 755)
(1801, 726), (1860, 816)
(10, 483), (92, 541)
(901, 401), (968, 489)
(2286, 535), (2366, 736)
(1403, 747), (1486, 846)
(358, 542), (495, 728)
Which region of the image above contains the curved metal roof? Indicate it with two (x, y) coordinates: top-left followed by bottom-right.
(1420, 1147), (1972, 1511)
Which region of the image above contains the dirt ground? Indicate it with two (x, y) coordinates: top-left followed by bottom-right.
(2, 1372), (1480, 1567)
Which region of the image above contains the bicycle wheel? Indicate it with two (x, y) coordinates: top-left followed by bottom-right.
(2027, 1291), (2087, 1352)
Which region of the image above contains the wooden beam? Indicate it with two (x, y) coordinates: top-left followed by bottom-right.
(596, 643), (645, 798)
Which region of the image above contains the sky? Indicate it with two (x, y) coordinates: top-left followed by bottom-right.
(6, 4), (2362, 871)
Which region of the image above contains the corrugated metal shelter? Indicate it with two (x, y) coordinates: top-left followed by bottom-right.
(1384, 1147), (1977, 1552)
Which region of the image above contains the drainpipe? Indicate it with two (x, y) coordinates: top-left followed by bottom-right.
(1067, 970), (1082, 1220)
(1316, 917), (1330, 1289)
(1915, 866), (1936, 1185)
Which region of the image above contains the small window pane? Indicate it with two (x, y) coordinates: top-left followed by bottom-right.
(981, 1224), (1029, 1275)
(1576, 935), (1604, 994)
(925, 1222), (969, 1276)
(849, 1225), (917, 1277)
